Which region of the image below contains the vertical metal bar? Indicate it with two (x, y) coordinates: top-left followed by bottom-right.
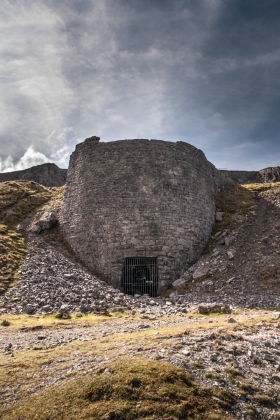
(126, 258), (128, 294)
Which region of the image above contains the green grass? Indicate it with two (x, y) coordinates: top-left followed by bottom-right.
(0, 358), (232, 420)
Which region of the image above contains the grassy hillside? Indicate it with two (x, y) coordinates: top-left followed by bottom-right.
(0, 181), (63, 294)
(1, 358), (231, 420)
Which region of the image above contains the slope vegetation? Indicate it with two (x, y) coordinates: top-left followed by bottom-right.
(0, 181), (60, 293)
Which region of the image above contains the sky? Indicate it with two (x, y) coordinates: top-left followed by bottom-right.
(0, 0), (280, 172)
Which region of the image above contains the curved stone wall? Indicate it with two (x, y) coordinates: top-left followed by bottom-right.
(60, 137), (220, 294)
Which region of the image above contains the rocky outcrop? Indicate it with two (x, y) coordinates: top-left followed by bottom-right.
(220, 167), (280, 184)
(259, 166), (280, 183)
(0, 163), (67, 187)
(219, 170), (261, 184)
(31, 211), (58, 234)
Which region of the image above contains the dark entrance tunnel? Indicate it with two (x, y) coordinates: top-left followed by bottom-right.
(122, 257), (158, 297)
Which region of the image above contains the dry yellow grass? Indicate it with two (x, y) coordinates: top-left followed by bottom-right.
(242, 182), (280, 192)
(0, 182), (65, 294)
(1, 358), (232, 420)
(0, 310), (275, 419)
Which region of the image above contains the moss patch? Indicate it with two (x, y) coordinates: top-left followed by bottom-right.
(1, 358), (232, 420)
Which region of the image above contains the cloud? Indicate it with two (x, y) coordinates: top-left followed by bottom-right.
(0, 126), (80, 172)
(0, 146), (50, 172)
(0, 0), (76, 160)
(0, 0), (280, 171)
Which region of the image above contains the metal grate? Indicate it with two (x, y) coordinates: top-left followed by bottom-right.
(122, 257), (158, 297)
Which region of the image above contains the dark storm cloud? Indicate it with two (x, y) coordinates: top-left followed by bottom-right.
(0, 0), (280, 171)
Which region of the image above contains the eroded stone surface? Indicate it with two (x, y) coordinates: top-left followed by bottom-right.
(60, 138), (224, 293)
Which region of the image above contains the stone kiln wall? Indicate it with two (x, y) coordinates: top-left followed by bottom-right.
(60, 137), (221, 293)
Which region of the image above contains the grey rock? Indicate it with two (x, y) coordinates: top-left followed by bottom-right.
(30, 224), (42, 234)
(227, 317), (236, 323)
(193, 266), (209, 280)
(227, 251), (234, 260)
(25, 304), (35, 314)
(42, 305), (51, 312)
(59, 304), (70, 314)
(198, 303), (231, 315)
(38, 212), (57, 230)
(251, 367), (263, 375)
(172, 278), (188, 289)
(216, 211), (224, 221)
(263, 353), (275, 362)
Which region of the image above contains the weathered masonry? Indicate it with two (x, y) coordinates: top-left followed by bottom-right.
(60, 137), (222, 294)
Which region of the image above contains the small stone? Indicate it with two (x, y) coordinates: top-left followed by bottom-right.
(216, 211), (224, 221)
(227, 251), (234, 260)
(264, 353), (274, 362)
(193, 266), (209, 280)
(210, 354), (218, 362)
(251, 367), (263, 375)
(224, 334), (231, 340)
(25, 304), (35, 315)
(227, 317), (236, 323)
(59, 304), (70, 314)
(41, 305), (51, 312)
(1, 320), (10, 326)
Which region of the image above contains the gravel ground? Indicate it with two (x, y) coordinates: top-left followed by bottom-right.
(1, 186), (280, 418)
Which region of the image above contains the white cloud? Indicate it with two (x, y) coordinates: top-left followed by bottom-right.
(0, 0), (279, 171)
(0, 1), (76, 158)
(0, 127), (81, 172)
(0, 146), (50, 172)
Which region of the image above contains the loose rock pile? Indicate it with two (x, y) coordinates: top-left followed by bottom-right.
(0, 233), (188, 316)
(172, 192), (280, 310)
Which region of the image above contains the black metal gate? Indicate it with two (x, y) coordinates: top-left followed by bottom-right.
(122, 257), (158, 297)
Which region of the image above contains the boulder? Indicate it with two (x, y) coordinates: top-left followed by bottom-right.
(38, 212), (57, 230)
(25, 304), (35, 314)
(193, 266), (209, 280)
(58, 304), (70, 314)
(198, 303), (231, 314)
(30, 224), (42, 234)
(172, 278), (187, 289)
